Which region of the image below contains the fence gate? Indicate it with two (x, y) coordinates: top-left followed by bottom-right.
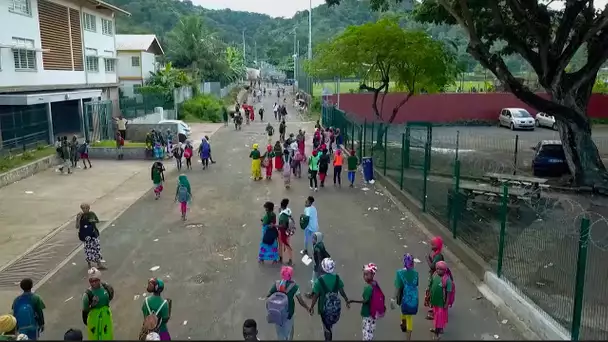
(84, 100), (113, 142)
(404, 122), (433, 211)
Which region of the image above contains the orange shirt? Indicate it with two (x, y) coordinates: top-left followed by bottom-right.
(333, 154), (343, 166)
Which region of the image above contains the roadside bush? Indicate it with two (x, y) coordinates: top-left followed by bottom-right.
(180, 94), (223, 122)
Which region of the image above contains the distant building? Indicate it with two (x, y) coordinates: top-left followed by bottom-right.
(115, 34), (164, 97)
(0, 0), (129, 149)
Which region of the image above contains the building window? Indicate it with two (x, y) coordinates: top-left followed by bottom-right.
(104, 59), (115, 72)
(131, 56), (140, 67)
(85, 48), (98, 72)
(101, 19), (113, 36)
(11, 37), (36, 71)
(83, 13), (96, 32)
(9, 0), (31, 16)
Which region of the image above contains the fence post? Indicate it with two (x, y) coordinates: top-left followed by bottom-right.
(371, 122), (375, 160)
(383, 126), (388, 176)
(363, 119), (367, 157)
(513, 134), (519, 175)
(422, 140), (430, 212)
(351, 123), (355, 151)
(496, 183), (509, 277)
(400, 133), (405, 190)
(404, 126), (411, 169)
(358, 125), (363, 161)
(571, 217), (590, 342)
(455, 130), (460, 163)
(451, 159), (461, 238)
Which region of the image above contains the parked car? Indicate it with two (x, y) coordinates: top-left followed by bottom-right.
(531, 140), (570, 177)
(498, 108), (535, 130)
(535, 112), (557, 130)
(158, 119), (191, 143)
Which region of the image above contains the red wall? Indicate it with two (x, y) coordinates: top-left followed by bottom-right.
(328, 93), (608, 124)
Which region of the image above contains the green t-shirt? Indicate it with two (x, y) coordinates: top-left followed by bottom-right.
(360, 284), (373, 317)
(249, 150), (261, 160)
(428, 274), (452, 307)
(312, 274), (344, 315)
(268, 280), (301, 319)
(262, 212), (276, 225)
(12, 293), (46, 320)
(0, 335), (15, 341)
(278, 212), (289, 228)
(308, 155), (320, 171)
(142, 295), (170, 332)
(347, 156), (358, 171)
(82, 286), (111, 310)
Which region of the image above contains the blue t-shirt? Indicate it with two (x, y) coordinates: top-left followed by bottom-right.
(304, 206), (318, 232)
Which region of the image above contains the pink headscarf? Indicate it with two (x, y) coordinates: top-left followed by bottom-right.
(430, 236), (444, 258)
(281, 266), (294, 281)
(436, 261), (448, 270)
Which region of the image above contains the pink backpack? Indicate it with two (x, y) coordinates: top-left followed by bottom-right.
(369, 281), (386, 319)
(441, 268), (456, 307)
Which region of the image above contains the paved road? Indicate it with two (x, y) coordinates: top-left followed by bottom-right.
(31, 90), (523, 340)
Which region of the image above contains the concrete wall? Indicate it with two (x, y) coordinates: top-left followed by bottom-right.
(330, 93), (608, 124)
(0, 155), (59, 188)
(126, 122), (178, 142)
(88, 146), (148, 160)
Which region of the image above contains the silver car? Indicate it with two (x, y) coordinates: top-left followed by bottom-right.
(535, 112), (557, 130)
(498, 108), (535, 131)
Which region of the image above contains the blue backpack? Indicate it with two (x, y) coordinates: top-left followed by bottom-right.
(400, 270), (419, 315)
(319, 275), (342, 325)
(177, 184), (189, 203)
(13, 293), (37, 334)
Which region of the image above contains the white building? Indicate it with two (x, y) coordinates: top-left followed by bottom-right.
(115, 34), (164, 97)
(0, 0), (129, 148)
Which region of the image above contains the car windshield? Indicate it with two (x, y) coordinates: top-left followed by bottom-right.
(512, 110), (531, 118)
(539, 145), (566, 159)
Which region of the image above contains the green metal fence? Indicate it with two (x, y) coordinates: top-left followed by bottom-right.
(323, 105), (608, 341)
(84, 100), (114, 142)
(118, 88), (174, 120)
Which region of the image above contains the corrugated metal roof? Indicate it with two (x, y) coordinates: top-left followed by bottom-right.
(115, 35), (164, 55)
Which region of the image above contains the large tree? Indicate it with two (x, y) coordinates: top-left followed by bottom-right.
(305, 16), (457, 146)
(327, 0), (608, 187)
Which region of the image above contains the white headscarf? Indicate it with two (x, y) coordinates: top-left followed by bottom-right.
(88, 267), (102, 280)
(321, 258), (335, 274)
(146, 332), (160, 341)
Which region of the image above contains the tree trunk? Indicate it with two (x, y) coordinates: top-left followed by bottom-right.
(552, 91), (607, 187)
(375, 123), (385, 149)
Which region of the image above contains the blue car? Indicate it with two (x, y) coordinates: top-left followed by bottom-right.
(531, 140), (570, 177)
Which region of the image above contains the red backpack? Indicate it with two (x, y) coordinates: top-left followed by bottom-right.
(369, 281), (386, 319)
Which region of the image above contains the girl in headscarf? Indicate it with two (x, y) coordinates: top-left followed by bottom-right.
(277, 199), (294, 265)
(76, 203), (105, 270)
(82, 268), (114, 341)
(175, 174), (192, 221)
(349, 263), (382, 341)
(198, 138), (211, 170)
(0, 314), (18, 340)
(141, 278), (171, 341)
(183, 141), (193, 170)
(282, 148), (292, 189)
(318, 149), (331, 188)
(266, 266), (310, 340)
(427, 261), (452, 340)
(426, 236), (444, 320)
(296, 130), (305, 157)
(151, 162), (165, 200)
(262, 145), (274, 180)
(259, 201), (279, 264)
(273, 141), (284, 171)
(394, 254), (419, 340)
(249, 144), (262, 181)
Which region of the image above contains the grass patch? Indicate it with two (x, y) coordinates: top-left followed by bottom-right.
(91, 140), (146, 148)
(0, 145), (56, 173)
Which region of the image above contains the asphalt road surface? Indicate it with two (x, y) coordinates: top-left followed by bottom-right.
(33, 91), (524, 340)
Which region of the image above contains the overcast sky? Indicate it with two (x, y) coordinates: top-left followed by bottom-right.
(192, 0), (608, 18)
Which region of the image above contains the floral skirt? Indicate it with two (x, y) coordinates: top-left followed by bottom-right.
(84, 236), (102, 263)
(259, 226), (279, 261)
(362, 317), (377, 341)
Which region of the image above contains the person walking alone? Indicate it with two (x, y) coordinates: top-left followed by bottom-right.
(308, 151), (320, 191)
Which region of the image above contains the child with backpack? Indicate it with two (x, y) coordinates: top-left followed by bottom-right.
(348, 263), (386, 341)
(151, 162), (165, 200)
(172, 143), (184, 171)
(79, 141), (92, 169)
(394, 254), (419, 340)
(266, 266), (311, 340)
(426, 236), (445, 320)
(183, 141), (193, 170)
(309, 258), (351, 341)
(140, 278), (171, 341)
(82, 267), (115, 340)
(116, 131), (125, 160)
(12, 278), (45, 340)
(347, 150), (358, 188)
(425, 261), (454, 340)
(175, 174), (192, 221)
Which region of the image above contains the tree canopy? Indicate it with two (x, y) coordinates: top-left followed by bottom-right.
(306, 17), (456, 135)
(326, 0), (608, 187)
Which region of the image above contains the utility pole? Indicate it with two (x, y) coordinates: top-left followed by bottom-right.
(242, 29), (246, 65)
(254, 40), (257, 65)
(308, 0), (312, 60)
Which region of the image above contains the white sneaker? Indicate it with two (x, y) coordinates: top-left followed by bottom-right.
(309, 187), (313, 190)
(314, 188), (318, 192)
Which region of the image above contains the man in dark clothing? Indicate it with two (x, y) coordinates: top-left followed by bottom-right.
(258, 107), (265, 122)
(279, 120), (286, 142)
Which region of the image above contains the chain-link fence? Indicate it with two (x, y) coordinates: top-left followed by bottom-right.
(322, 104), (608, 341)
(295, 56), (312, 97)
(0, 104), (50, 155)
(118, 86), (175, 120)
